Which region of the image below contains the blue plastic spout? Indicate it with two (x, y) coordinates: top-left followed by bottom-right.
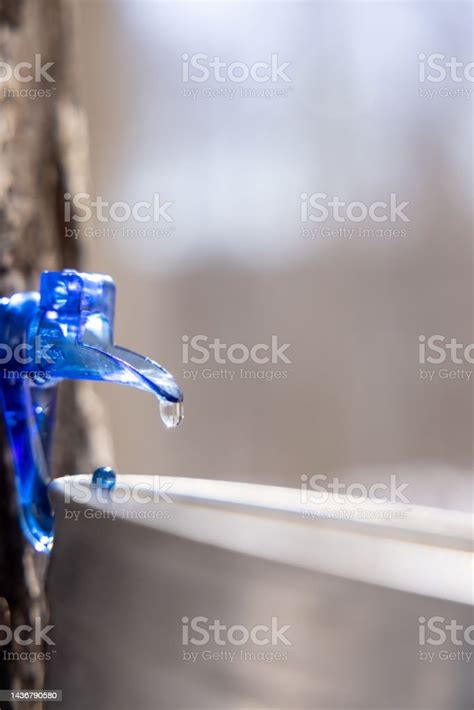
(0, 270), (183, 551)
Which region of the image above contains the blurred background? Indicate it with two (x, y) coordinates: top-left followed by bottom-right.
(73, 0), (472, 512)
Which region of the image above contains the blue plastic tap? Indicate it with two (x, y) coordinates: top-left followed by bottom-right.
(0, 270), (183, 552)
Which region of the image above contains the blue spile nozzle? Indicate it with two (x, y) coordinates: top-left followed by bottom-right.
(0, 270), (183, 552)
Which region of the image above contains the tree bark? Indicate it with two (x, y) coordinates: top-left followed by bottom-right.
(0, 1), (110, 704)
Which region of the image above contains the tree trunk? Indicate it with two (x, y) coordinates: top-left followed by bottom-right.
(0, 0), (110, 704)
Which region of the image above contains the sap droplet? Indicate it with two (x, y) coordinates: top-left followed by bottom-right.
(159, 400), (183, 428)
(91, 466), (116, 490)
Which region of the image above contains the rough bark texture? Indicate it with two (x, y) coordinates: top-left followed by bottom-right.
(0, 1), (110, 705)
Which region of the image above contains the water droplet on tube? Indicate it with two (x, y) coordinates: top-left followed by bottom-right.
(91, 466), (116, 490)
